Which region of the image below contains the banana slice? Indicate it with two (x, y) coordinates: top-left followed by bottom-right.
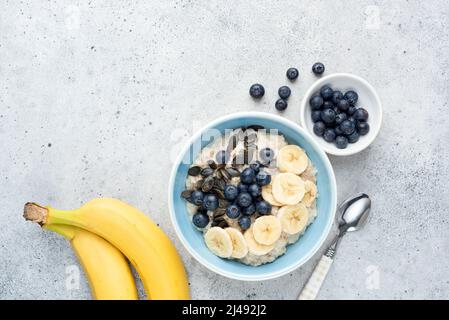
(278, 145), (309, 175)
(244, 226), (274, 256)
(225, 228), (248, 259)
(204, 227), (233, 258)
(252, 216), (282, 246)
(261, 176), (283, 206)
(301, 181), (317, 207)
(272, 172), (305, 205)
(277, 204), (309, 235)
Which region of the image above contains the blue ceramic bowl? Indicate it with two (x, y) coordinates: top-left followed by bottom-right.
(168, 112), (337, 281)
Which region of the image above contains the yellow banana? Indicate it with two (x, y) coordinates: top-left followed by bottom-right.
(24, 198), (190, 300)
(46, 224), (138, 300)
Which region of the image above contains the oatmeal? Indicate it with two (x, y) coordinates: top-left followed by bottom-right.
(181, 127), (318, 266)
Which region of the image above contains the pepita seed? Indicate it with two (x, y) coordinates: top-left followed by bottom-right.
(188, 166), (201, 176)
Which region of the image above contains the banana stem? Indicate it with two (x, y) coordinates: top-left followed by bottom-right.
(23, 202), (49, 226)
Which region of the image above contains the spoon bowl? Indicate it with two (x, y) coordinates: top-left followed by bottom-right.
(338, 193), (371, 233)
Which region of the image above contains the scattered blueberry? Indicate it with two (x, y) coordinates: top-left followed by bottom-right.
(215, 150), (229, 164)
(250, 161), (262, 172)
(192, 212), (209, 228)
(309, 95), (324, 110)
(344, 90), (358, 105)
(237, 182), (248, 193)
(240, 168), (256, 184)
(275, 99), (288, 111)
(278, 86), (291, 99)
(313, 121), (326, 136)
(238, 216), (252, 230)
(340, 120), (356, 135)
(320, 86), (333, 101)
(353, 108), (369, 121)
(323, 128), (337, 142)
(347, 105), (357, 115)
(337, 99), (350, 112)
(347, 130), (360, 143)
(236, 192), (252, 208)
(226, 204), (241, 219)
(248, 183), (262, 198)
(256, 170), (271, 186)
(256, 200), (272, 215)
(259, 148), (275, 162)
(357, 121), (370, 136)
(331, 90), (343, 105)
(190, 190), (204, 206)
(249, 83), (265, 99)
(312, 62), (325, 75)
(311, 110), (322, 122)
(335, 136), (348, 149)
(242, 203), (256, 216)
(320, 108), (336, 124)
(203, 194), (219, 211)
(286, 67), (299, 80)
(335, 112), (348, 125)
(224, 185), (239, 201)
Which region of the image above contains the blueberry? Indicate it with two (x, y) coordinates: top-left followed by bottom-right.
(337, 99), (350, 112)
(242, 203), (256, 216)
(286, 67), (299, 80)
(347, 130), (360, 143)
(312, 62), (325, 75)
(275, 99), (288, 111)
(224, 185), (239, 201)
(240, 168), (256, 184)
(344, 90), (358, 105)
(256, 170), (271, 186)
(192, 212), (209, 228)
(320, 85), (333, 100)
(323, 101), (334, 109)
(278, 86), (291, 99)
(259, 148), (275, 162)
(190, 190), (204, 206)
(340, 120), (356, 136)
(256, 200), (272, 215)
(335, 136), (348, 149)
(309, 95), (324, 110)
(320, 108), (336, 124)
(335, 112), (348, 125)
(311, 110), (322, 122)
(237, 182), (248, 193)
(357, 121), (370, 136)
(249, 83), (265, 99)
(323, 128), (336, 142)
(249, 161), (262, 172)
(347, 116), (357, 126)
(238, 216), (252, 230)
(248, 183), (261, 198)
(215, 150), (229, 164)
(331, 90), (343, 105)
(335, 125), (344, 136)
(203, 194), (219, 211)
(226, 204), (241, 219)
(353, 108), (369, 121)
(347, 105), (357, 115)
(236, 192), (252, 208)
(313, 121), (326, 136)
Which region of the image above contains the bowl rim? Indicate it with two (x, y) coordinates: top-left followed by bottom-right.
(300, 73), (382, 156)
(168, 111), (337, 281)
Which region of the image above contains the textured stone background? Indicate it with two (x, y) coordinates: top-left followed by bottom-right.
(1, 0), (448, 300)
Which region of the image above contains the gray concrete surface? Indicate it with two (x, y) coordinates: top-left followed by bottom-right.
(1, 0), (448, 300)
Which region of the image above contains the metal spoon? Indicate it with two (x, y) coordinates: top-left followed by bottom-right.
(298, 193), (371, 300)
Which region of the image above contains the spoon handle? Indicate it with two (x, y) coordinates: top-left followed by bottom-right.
(297, 248), (335, 300)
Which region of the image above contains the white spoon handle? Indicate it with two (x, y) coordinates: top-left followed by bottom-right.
(297, 255), (334, 300)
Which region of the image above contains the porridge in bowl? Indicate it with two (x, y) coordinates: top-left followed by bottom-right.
(180, 126), (318, 266)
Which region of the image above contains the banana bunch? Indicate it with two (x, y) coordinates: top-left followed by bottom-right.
(23, 198), (190, 300)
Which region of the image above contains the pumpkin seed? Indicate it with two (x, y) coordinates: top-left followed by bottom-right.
(218, 199), (228, 208)
(181, 190), (193, 199)
(212, 187), (225, 199)
(207, 160), (218, 170)
(213, 178), (225, 190)
(188, 166), (201, 176)
(201, 175), (215, 192)
(218, 220), (229, 228)
(226, 167), (240, 177)
(220, 168), (231, 181)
